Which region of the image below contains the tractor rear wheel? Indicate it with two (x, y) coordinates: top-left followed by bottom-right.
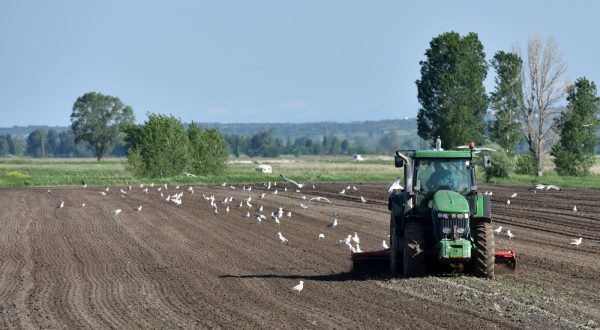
(403, 221), (426, 277)
(470, 221), (495, 279)
(390, 215), (402, 276)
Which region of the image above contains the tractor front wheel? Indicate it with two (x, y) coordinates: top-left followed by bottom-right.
(470, 221), (495, 279)
(403, 221), (426, 277)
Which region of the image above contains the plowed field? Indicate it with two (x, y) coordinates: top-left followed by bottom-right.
(1, 183), (599, 329)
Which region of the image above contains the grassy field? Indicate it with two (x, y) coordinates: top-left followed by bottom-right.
(1, 156), (599, 189)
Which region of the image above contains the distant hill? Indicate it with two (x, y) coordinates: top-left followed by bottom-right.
(0, 118), (419, 147)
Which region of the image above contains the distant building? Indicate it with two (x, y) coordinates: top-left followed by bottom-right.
(255, 164), (272, 173)
(353, 154), (364, 161)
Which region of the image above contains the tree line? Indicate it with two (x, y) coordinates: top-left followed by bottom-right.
(417, 32), (600, 177)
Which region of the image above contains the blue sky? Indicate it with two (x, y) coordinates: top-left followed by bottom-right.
(1, 0), (599, 126)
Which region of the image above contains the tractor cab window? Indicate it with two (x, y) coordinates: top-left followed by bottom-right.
(414, 159), (472, 194)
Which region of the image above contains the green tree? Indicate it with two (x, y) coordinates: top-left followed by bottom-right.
(488, 51), (523, 154)
(551, 78), (600, 175)
(416, 31), (488, 149)
(340, 139), (349, 153)
(125, 113), (190, 177)
(70, 92), (135, 161)
(46, 129), (60, 157)
(26, 128), (47, 157)
(377, 131), (400, 154)
(244, 130), (281, 157)
(7, 134), (25, 156)
(188, 123), (229, 175)
(225, 135), (244, 157)
(0, 136), (8, 156)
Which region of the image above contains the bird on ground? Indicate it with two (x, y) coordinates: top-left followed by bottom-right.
(256, 214), (266, 222)
(279, 174), (318, 189)
(573, 205), (577, 212)
(272, 190), (278, 195)
(221, 182), (227, 187)
(301, 195), (306, 200)
(339, 234), (352, 245)
(352, 232), (360, 244)
(171, 198), (182, 205)
(382, 240), (389, 249)
(120, 188), (128, 194)
(346, 242), (356, 253)
(360, 196), (367, 203)
(277, 232), (288, 244)
(506, 200), (511, 205)
(105, 187), (110, 192)
(135, 206), (142, 212)
(260, 193), (265, 199)
(142, 188), (149, 194)
(157, 187), (162, 192)
(287, 211), (292, 218)
(339, 189), (346, 195)
(214, 208), (218, 215)
(507, 230), (515, 239)
(318, 233), (325, 240)
(256, 205), (263, 212)
(100, 192), (107, 197)
(47, 189), (52, 195)
(493, 226), (503, 234)
(81, 203), (86, 207)
(81, 181), (87, 188)
(510, 193), (518, 198)
(355, 244), (362, 253)
(110, 209), (122, 215)
(389, 177), (403, 193)
(346, 185), (351, 190)
(175, 185), (179, 190)
(291, 280), (304, 292)
(570, 237), (583, 246)
(56, 201), (64, 209)
(352, 186), (357, 191)
(300, 203), (308, 209)
(242, 211), (250, 219)
(226, 206), (230, 213)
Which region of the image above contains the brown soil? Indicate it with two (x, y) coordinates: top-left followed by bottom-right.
(0, 182), (599, 329)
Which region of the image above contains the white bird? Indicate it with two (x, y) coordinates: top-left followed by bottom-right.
(327, 218), (338, 228)
(346, 185), (351, 190)
(221, 182), (226, 187)
(389, 177), (403, 193)
(279, 175), (319, 189)
(291, 280), (304, 292)
(171, 198), (182, 205)
(287, 211), (292, 218)
(242, 211), (250, 219)
(570, 237), (583, 246)
(175, 185), (179, 190)
(510, 193), (517, 198)
(507, 230), (515, 239)
(142, 188), (149, 194)
(339, 234), (352, 245)
(355, 244), (362, 253)
(339, 189), (346, 195)
(573, 205), (577, 212)
(260, 193), (265, 199)
(272, 190), (278, 195)
(435, 136), (442, 150)
(277, 232), (288, 244)
(105, 187), (110, 192)
(493, 226), (502, 234)
(110, 209), (122, 215)
(99, 191), (107, 197)
(226, 206), (230, 213)
(56, 201), (64, 209)
(135, 205), (142, 212)
(382, 240), (389, 249)
(352, 186), (357, 191)
(360, 196), (367, 203)
(352, 232), (360, 244)
(506, 200), (511, 205)
(257, 214), (266, 222)
(214, 208), (218, 215)
(307, 196), (332, 205)
(120, 188), (127, 194)
(489, 191), (493, 196)
(300, 203), (309, 209)
(346, 242), (356, 253)
(301, 195), (306, 200)
(318, 233), (325, 240)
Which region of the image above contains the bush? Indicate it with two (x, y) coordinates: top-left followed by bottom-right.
(515, 154), (536, 175)
(479, 145), (513, 182)
(125, 114), (190, 177)
(188, 123), (229, 175)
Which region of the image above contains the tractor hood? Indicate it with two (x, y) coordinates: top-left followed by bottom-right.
(432, 190), (470, 213)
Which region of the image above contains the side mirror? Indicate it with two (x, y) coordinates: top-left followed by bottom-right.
(394, 155), (404, 168)
(483, 155), (492, 168)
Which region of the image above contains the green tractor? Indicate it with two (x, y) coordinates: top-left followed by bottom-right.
(352, 144), (515, 278)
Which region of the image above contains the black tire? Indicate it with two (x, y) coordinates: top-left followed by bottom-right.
(390, 215), (402, 276)
(403, 221), (426, 277)
(470, 221), (495, 279)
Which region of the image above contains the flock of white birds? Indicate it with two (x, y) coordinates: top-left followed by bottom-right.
(50, 176), (394, 293)
(49, 178), (592, 293)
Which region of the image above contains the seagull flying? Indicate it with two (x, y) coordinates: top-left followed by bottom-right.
(279, 175), (319, 189)
(389, 177), (403, 193)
